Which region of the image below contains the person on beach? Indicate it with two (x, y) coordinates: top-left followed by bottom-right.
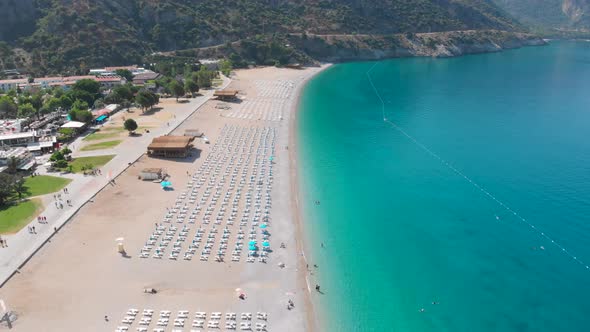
(315, 284), (321, 292)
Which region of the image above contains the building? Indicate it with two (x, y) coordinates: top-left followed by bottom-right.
(147, 136), (195, 158)
(213, 90), (239, 101)
(16, 75), (97, 91)
(0, 147), (36, 173)
(0, 131), (36, 147)
(0, 78), (27, 92)
(60, 121), (87, 133)
(0, 119), (28, 135)
(199, 59), (220, 71)
(133, 72), (161, 86)
(139, 168), (164, 180)
(95, 75), (126, 88)
(26, 137), (56, 156)
(90, 66), (153, 76)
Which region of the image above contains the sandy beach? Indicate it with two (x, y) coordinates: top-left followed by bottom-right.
(0, 66), (325, 332)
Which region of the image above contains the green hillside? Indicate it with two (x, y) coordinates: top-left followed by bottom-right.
(493, 0), (590, 31)
(0, 0), (524, 74)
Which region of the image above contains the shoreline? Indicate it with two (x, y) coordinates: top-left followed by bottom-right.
(287, 64), (332, 331)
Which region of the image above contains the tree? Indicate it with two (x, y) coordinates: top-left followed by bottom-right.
(124, 118), (138, 133)
(45, 97), (62, 113)
(50, 150), (65, 162)
(13, 176), (29, 199)
(219, 59), (233, 77)
(169, 80), (185, 101)
(0, 173), (15, 206)
(93, 98), (105, 109)
(195, 67), (214, 88)
(17, 103), (36, 118)
(54, 159), (68, 169)
(0, 96), (18, 118)
(69, 109), (93, 123)
(73, 79), (100, 95)
(185, 79), (199, 97)
(59, 95), (73, 110)
(6, 156), (19, 174)
(135, 90), (158, 112)
(61, 147), (72, 156)
(71, 99), (89, 112)
(115, 69), (133, 82)
(71, 79), (101, 105)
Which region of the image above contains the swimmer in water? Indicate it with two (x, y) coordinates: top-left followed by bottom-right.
(419, 308), (425, 313)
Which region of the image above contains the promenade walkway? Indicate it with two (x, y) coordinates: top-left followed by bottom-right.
(0, 79), (229, 287)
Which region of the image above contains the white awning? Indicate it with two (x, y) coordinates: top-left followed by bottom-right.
(61, 121), (86, 129)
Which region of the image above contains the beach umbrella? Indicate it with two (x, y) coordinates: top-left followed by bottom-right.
(269, 156), (274, 161)
(262, 241), (270, 247)
(115, 237), (124, 242)
(248, 240), (257, 245)
(259, 223), (268, 229)
(249, 245), (257, 251)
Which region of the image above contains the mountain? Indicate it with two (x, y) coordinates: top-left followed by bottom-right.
(0, 0), (529, 74)
(493, 0), (590, 31)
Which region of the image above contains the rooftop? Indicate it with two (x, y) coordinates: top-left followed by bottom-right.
(214, 90), (239, 97)
(148, 136), (194, 150)
(61, 121), (86, 129)
(0, 131), (36, 140)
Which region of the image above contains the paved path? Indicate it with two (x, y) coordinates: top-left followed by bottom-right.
(0, 78), (230, 287)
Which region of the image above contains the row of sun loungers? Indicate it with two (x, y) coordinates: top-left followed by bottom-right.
(139, 126), (276, 263)
(117, 309), (268, 331)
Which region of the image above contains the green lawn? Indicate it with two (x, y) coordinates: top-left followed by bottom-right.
(70, 155), (115, 173)
(24, 175), (72, 197)
(80, 140), (122, 151)
(83, 128), (125, 141)
(0, 199), (43, 234)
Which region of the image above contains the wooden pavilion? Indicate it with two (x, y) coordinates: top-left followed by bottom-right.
(147, 136), (195, 158)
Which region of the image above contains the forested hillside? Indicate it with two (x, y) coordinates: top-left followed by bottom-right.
(0, 0), (525, 74)
(493, 0), (590, 32)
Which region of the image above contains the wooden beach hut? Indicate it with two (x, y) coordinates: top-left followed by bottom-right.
(213, 89), (239, 101)
(147, 136), (195, 158)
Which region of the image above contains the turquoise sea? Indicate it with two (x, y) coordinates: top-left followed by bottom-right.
(297, 41), (590, 332)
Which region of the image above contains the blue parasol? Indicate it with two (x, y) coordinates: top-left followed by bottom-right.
(262, 241), (270, 247)
(259, 223), (268, 229)
(249, 245), (257, 251)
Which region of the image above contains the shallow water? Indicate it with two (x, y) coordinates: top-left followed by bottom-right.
(297, 41), (590, 332)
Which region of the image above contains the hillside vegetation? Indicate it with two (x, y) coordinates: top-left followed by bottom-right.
(493, 0), (590, 33)
(0, 0), (526, 74)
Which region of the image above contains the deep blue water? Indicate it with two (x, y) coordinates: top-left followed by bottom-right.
(297, 41), (590, 331)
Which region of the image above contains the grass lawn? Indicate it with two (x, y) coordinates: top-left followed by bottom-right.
(70, 155), (115, 173)
(80, 140), (122, 151)
(83, 128), (125, 141)
(0, 199), (43, 234)
(24, 175), (72, 197)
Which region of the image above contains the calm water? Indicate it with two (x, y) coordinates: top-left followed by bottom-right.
(297, 41), (590, 332)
